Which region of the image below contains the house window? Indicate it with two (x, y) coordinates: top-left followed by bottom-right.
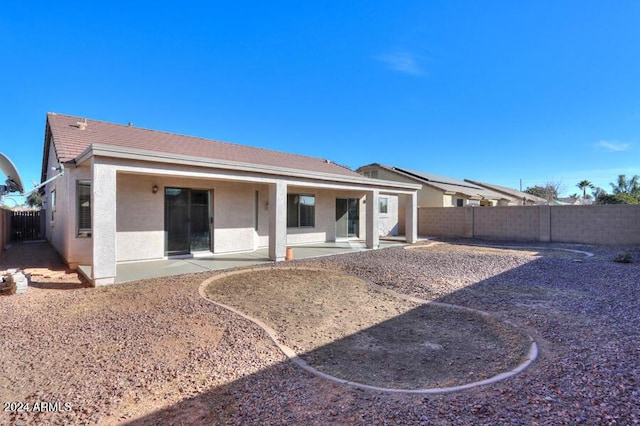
(50, 189), (56, 222)
(254, 190), (259, 231)
(379, 197), (388, 214)
(364, 170), (379, 179)
(77, 181), (91, 237)
(456, 198), (464, 207)
(287, 194), (315, 228)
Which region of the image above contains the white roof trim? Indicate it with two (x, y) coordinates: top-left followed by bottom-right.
(74, 144), (422, 192)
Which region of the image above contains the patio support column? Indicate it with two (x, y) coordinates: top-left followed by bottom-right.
(405, 191), (418, 243)
(91, 161), (117, 286)
(268, 181), (287, 261)
(366, 189), (379, 249)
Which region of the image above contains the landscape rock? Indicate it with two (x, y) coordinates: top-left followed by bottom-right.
(0, 239), (638, 425)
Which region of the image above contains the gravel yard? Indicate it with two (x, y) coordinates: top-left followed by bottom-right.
(1, 240), (639, 425)
(204, 268), (533, 390)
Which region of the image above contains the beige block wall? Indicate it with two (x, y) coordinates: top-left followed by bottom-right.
(419, 207), (472, 237)
(551, 205), (640, 245)
(419, 205), (640, 245)
(474, 206), (540, 241)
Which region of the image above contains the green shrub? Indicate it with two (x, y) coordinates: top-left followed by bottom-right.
(613, 251), (633, 263)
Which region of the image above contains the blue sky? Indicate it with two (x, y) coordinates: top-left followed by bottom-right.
(1, 1), (639, 203)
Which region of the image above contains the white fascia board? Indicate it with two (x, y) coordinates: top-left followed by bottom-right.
(100, 161), (416, 193)
(75, 144), (421, 193)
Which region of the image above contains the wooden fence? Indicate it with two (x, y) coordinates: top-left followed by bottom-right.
(10, 210), (44, 242)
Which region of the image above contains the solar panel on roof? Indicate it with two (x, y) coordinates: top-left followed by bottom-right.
(395, 167), (481, 189)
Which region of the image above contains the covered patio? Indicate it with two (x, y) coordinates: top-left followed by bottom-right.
(42, 113), (421, 286)
(78, 240), (407, 283)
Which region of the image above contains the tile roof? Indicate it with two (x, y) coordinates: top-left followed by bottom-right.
(46, 112), (361, 178)
(364, 164), (509, 201)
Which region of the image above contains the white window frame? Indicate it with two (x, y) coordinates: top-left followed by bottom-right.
(77, 181), (92, 238)
(50, 189), (56, 222)
(287, 194), (316, 228)
(254, 190), (259, 231)
(379, 197), (389, 214)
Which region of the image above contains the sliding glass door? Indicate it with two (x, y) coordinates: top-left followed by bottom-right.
(336, 198), (359, 238)
(189, 190), (210, 252)
(165, 188), (211, 256)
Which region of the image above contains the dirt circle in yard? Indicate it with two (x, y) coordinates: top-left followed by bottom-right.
(201, 268), (536, 392)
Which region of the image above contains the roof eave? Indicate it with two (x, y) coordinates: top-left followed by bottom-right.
(75, 144), (422, 192)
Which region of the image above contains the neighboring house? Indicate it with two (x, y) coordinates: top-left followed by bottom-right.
(41, 113), (419, 286)
(554, 196), (589, 206)
(357, 164), (512, 208)
(463, 180), (548, 205)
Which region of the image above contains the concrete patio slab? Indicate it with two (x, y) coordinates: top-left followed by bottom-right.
(84, 240), (407, 284)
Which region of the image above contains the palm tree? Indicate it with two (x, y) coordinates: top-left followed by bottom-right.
(25, 191), (42, 208)
(610, 174), (640, 196)
(577, 180), (593, 199)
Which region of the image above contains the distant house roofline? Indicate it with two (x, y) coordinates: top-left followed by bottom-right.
(464, 179), (548, 204)
(358, 164), (511, 201)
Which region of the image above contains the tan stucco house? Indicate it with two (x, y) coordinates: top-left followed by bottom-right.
(357, 164), (512, 207)
(41, 113), (419, 286)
